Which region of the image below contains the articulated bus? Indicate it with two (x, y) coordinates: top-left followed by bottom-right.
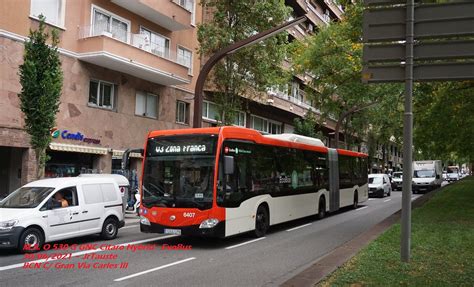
(139, 127), (368, 238)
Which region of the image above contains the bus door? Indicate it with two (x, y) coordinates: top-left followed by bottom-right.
(328, 149), (340, 212)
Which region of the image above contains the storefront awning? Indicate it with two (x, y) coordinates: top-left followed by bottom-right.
(112, 150), (143, 159)
(49, 143), (108, 155)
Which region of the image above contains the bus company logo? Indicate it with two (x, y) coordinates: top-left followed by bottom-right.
(50, 128), (60, 138)
(169, 215), (176, 221)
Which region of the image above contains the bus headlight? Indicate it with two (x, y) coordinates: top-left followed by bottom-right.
(199, 218), (219, 229)
(140, 216), (151, 226)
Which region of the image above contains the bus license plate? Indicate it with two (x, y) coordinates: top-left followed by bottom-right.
(164, 229), (181, 235)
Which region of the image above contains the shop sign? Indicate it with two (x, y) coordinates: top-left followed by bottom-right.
(51, 128), (101, 145)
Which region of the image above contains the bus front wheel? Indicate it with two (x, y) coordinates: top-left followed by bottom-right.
(254, 205), (269, 237)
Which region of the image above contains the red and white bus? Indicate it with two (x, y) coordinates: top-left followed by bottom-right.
(139, 127), (368, 238)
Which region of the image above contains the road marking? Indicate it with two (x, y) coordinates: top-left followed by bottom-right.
(225, 237), (266, 250)
(356, 206), (368, 211)
(384, 199), (392, 202)
(0, 235), (177, 272)
(286, 223), (312, 232)
(368, 198), (375, 201)
(122, 224), (139, 229)
(114, 257), (196, 282)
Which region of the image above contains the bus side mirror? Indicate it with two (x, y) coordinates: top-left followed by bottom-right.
(224, 156), (234, 175)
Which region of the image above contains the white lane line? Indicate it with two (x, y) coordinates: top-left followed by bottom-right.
(225, 237), (266, 250)
(121, 224), (139, 229)
(114, 257), (196, 282)
(0, 235), (177, 272)
(356, 206), (368, 211)
(368, 198), (375, 201)
(384, 199), (392, 202)
(286, 223), (312, 232)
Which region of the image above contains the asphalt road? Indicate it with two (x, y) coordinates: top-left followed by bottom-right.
(0, 191), (423, 287)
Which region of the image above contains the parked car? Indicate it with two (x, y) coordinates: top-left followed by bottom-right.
(442, 171), (448, 181)
(0, 177), (125, 253)
(446, 166), (460, 182)
(368, 174), (392, 198)
(392, 171), (403, 191)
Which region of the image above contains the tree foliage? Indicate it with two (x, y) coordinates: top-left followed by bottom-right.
(293, 112), (323, 139)
(18, 16), (63, 178)
(414, 81), (474, 164)
(292, 1), (403, 152)
(197, 0), (291, 125)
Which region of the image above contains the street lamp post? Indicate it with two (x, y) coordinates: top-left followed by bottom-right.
(192, 16), (308, 128)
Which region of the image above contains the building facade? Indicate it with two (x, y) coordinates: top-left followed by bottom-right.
(0, 0), (201, 196)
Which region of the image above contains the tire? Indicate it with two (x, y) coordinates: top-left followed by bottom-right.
(388, 188), (391, 196)
(101, 217), (119, 240)
(317, 197), (326, 219)
(19, 227), (44, 253)
(253, 205), (269, 238)
(353, 191), (359, 209)
(379, 189), (384, 198)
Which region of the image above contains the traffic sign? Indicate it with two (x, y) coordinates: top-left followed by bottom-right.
(362, 62), (474, 83)
(363, 2), (474, 42)
(363, 40), (474, 62)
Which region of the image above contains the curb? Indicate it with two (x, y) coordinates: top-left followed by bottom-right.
(281, 187), (443, 287)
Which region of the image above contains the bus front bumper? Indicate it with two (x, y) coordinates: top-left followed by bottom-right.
(140, 221), (225, 238)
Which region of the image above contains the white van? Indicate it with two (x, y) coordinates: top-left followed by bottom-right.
(368, 174), (392, 198)
(412, 160), (443, 193)
(0, 177), (124, 252)
(78, 173), (129, 213)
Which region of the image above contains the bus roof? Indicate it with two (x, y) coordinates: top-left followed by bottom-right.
(147, 126), (367, 158)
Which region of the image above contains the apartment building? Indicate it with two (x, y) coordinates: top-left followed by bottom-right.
(199, 0), (344, 147)
(0, 0), (200, 196)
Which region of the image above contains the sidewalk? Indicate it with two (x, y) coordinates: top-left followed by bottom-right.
(282, 178), (474, 286)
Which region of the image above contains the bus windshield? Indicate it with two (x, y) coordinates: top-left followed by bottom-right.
(142, 134), (218, 210)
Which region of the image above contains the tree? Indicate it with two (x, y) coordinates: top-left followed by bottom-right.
(197, 0), (291, 125)
(293, 112), (323, 139)
(414, 81), (474, 166)
(291, 1), (403, 150)
(18, 16), (63, 179)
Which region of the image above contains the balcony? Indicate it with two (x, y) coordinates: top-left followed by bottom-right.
(111, 0), (193, 31)
(324, 0), (344, 19)
(77, 26), (190, 86)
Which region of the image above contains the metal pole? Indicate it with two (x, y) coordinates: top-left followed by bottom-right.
(401, 0), (414, 263)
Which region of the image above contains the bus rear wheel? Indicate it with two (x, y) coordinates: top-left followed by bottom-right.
(317, 198), (326, 220)
(353, 191), (359, 209)
(254, 205), (269, 237)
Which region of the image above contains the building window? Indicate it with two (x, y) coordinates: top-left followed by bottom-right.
(177, 46), (192, 74)
(135, 92), (158, 119)
(233, 112), (246, 127)
(30, 0), (65, 27)
(92, 6), (130, 43)
(269, 122), (282, 134)
(88, 80), (114, 110)
(176, 101), (190, 124)
(202, 101), (219, 121)
(139, 27), (170, 58)
(251, 115), (281, 134)
(251, 115), (268, 133)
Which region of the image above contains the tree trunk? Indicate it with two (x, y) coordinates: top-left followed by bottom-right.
(35, 147), (46, 179)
